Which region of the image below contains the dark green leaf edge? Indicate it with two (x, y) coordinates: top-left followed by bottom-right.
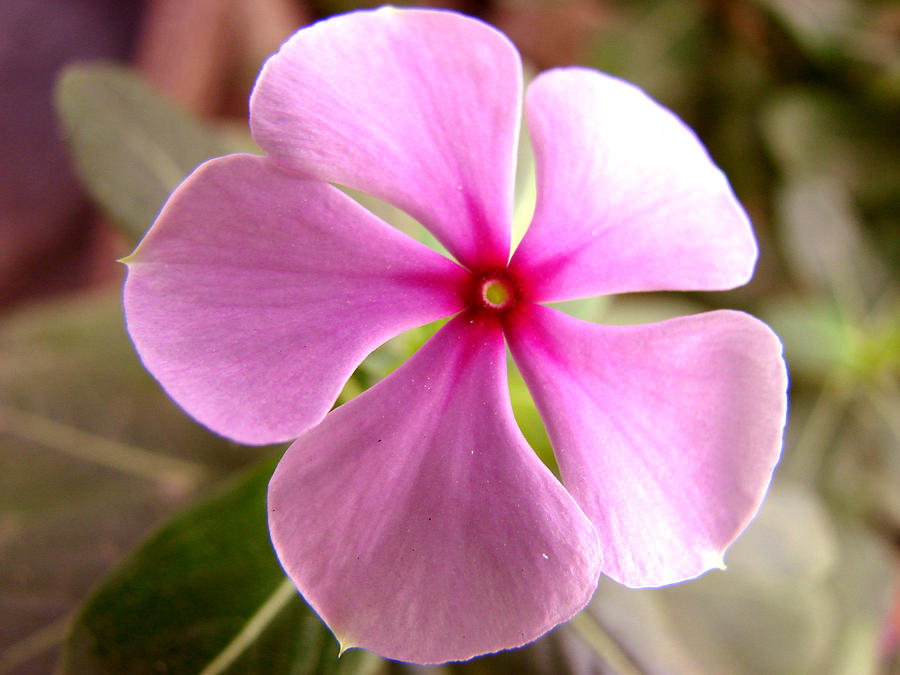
(58, 456), (379, 675)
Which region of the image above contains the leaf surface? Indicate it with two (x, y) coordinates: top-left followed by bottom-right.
(60, 457), (381, 675)
(55, 64), (239, 242)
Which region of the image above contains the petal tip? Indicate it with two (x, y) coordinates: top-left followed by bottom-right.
(337, 640), (357, 658)
(118, 250), (140, 265)
(702, 549), (727, 572)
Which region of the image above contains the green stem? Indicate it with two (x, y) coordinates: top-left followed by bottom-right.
(0, 612), (71, 674)
(570, 611), (644, 675)
(197, 578), (297, 675)
(0, 403), (206, 490)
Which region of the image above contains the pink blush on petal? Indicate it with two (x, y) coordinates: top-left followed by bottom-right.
(268, 314), (602, 664)
(121, 6), (788, 665)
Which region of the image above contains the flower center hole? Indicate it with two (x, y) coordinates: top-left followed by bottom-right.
(482, 278), (511, 309)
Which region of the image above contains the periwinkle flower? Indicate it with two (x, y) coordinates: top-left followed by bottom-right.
(123, 6), (787, 665)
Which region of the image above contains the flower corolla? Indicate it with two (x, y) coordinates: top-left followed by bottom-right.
(123, 6), (788, 665)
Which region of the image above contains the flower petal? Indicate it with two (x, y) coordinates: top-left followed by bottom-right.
(268, 314), (602, 664)
(505, 304), (787, 587)
(510, 68), (758, 302)
(123, 153), (467, 445)
(250, 8), (521, 270)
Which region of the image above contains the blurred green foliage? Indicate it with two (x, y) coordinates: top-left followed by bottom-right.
(1, 0), (897, 673)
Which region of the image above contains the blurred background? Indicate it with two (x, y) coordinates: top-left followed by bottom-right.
(1, 0), (898, 673)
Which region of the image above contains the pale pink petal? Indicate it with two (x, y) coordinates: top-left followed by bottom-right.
(510, 68), (758, 302)
(250, 8), (521, 269)
(268, 314), (602, 664)
(505, 304), (787, 587)
(123, 153), (467, 445)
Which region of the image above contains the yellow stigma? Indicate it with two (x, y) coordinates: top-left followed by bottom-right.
(483, 279), (510, 307)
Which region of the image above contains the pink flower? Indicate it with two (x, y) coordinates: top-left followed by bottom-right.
(123, 6), (787, 665)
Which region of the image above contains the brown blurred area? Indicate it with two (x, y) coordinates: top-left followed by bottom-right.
(0, 0), (140, 311)
(0, 0), (608, 315)
(0, 0), (300, 312)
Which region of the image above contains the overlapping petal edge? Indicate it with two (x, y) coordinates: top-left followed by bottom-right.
(122, 5), (788, 666)
(269, 314), (602, 664)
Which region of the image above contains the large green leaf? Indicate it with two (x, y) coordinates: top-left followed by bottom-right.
(54, 64), (240, 242)
(60, 457), (382, 675)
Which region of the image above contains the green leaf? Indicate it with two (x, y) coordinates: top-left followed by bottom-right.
(775, 175), (886, 308)
(54, 63), (238, 242)
(753, 0), (859, 59)
(60, 457), (382, 675)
